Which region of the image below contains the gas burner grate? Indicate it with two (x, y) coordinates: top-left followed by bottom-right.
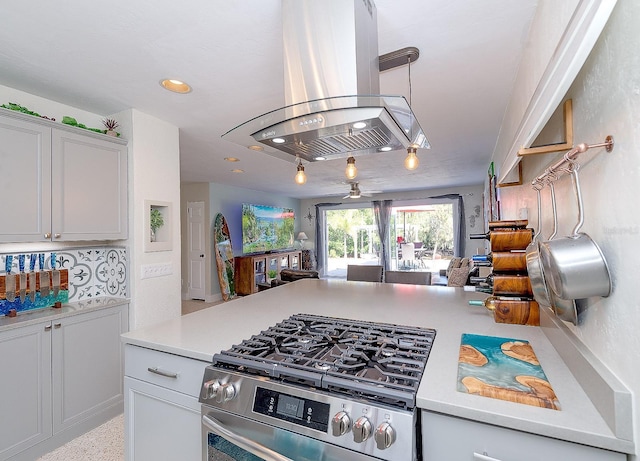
(212, 314), (436, 410)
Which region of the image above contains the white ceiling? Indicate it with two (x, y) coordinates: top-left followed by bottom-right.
(0, 0), (537, 199)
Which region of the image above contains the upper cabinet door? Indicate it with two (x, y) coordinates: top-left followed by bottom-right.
(51, 130), (128, 241)
(0, 116), (52, 242)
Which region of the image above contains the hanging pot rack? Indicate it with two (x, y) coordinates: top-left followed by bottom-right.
(531, 135), (614, 186)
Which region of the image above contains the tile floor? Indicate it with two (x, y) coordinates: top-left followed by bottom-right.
(37, 414), (124, 461)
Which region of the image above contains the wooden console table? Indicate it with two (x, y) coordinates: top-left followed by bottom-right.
(234, 250), (302, 295)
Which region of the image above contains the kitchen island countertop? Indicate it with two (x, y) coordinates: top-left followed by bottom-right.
(121, 279), (633, 454)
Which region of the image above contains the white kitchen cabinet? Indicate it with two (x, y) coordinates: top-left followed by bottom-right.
(421, 411), (625, 461)
(124, 344), (208, 461)
(0, 110), (128, 243)
(0, 322), (52, 460)
(0, 304), (128, 461)
(53, 305), (128, 433)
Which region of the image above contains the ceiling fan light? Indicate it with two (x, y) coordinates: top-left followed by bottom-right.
(295, 158), (307, 185)
(345, 156), (358, 179)
(404, 146), (419, 170)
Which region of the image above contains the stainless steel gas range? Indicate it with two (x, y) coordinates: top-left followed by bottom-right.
(199, 313), (436, 461)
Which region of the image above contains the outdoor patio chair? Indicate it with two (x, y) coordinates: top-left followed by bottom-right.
(400, 243), (416, 269)
(346, 265), (384, 282)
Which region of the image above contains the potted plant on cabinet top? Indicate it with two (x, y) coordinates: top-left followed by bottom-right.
(150, 208), (164, 242)
(102, 118), (119, 136)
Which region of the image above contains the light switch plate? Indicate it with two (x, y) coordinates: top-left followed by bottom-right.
(141, 263), (173, 279)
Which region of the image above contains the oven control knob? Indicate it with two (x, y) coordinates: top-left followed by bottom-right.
(203, 380), (221, 400)
(374, 422), (396, 450)
(331, 411), (351, 437)
(216, 383), (236, 403)
(352, 416), (372, 443)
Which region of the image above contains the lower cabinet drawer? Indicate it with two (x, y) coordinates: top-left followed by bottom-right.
(124, 344), (207, 397)
(421, 411), (626, 461)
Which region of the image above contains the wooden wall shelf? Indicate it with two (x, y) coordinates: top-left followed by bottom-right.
(518, 99), (574, 157)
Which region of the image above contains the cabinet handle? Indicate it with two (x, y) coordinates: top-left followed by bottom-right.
(44, 325), (52, 331)
(473, 453), (502, 461)
(54, 233), (61, 239)
(147, 367), (179, 378)
(44, 233), (51, 239)
(54, 323), (62, 328)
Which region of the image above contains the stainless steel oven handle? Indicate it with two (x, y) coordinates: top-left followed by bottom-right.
(202, 414), (294, 461)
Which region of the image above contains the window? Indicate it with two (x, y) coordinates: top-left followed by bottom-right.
(320, 199), (456, 278)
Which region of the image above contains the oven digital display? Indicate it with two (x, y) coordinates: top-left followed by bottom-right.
(276, 394), (305, 420)
(253, 387), (330, 432)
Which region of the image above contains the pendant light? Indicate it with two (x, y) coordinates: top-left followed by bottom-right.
(404, 56), (420, 170)
(404, 145), (419, 170)
(345, 156), (357, 179)
(294, 156), (307, 185)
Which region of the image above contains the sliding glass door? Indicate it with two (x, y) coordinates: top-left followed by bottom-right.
(319, 199), (456, 278)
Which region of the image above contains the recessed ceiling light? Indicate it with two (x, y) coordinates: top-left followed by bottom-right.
(248, 145), (263, 151)
(160, 79), (192, 94)
(353, 122), (367, 129)
(231, 169), (244, 173)
(380, 146), (392, 152)
(272, 138), (286, 144)
(224, 157), (240, 162)
(314, 156), (327, 161)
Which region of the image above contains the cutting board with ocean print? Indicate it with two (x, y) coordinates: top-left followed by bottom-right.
(214, 213), (236, 302)
(457, 333), (559, 410)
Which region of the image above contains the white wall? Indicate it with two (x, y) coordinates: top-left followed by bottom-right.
(123, 109), (182, 329)
(496, 0), (640, 456)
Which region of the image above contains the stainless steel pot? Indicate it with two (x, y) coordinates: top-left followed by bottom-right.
(539, 163), (611, 299)
(526, 183), (550, 307)
(545, 181), (578, 324)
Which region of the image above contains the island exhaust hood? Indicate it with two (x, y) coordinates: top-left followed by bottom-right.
(222, 0), (430, 163)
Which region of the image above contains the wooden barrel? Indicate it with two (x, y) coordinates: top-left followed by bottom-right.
(489, 229), (533, 251)
(492, 251), (527, 272)
(492, 299), (540, 326)
(493, 274), (533, 296)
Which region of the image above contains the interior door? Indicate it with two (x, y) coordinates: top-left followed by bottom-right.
(187, 201), (206, 300)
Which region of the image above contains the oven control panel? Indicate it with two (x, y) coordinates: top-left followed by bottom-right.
(253, 387), (330, 432)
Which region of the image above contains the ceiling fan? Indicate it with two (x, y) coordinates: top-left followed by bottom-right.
(343, 182), (372, 199)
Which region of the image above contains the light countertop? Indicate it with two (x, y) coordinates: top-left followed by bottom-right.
(121, 279), (633, 454)
(0, 297), (129, 333)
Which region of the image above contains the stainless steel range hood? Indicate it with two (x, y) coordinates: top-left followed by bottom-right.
(222, 0), (430, 163)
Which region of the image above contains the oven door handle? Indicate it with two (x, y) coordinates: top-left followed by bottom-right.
(202, 414), (295, 461)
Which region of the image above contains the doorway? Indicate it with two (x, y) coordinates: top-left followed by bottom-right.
(187, 201), (206, 300)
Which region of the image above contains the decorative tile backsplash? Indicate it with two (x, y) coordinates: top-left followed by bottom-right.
(56, 247), (128, 300)
(2, 246), (128, 309)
